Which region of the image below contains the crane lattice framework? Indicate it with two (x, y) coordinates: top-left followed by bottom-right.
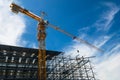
(10, 3), (100, 80)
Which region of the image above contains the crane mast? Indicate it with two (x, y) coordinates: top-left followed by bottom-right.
(37, 22), (46, 80)
(10, 3), (47, 80)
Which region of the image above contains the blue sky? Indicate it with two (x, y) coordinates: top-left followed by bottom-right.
(13, 0), (120, 52)
(0, 0), (120, 80)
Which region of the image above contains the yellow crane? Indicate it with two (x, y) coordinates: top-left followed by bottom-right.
(10, 3), (102, 80)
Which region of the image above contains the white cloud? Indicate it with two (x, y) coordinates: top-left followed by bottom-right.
(63, 35), (111, 57)
(0, 0), (26, 46)
(104, 44), (120, 58)
(94, 35), (111, 47)
(95, 2), (120, 31)
(96, 49), (120, 80)
(63, 2), (120, 80)
(63, 43), (97, 58)
(93, 4), (120, 79)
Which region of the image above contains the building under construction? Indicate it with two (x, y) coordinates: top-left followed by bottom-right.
(0, 44), (96, 80)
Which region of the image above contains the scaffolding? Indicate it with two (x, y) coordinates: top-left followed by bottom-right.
(0, 44), (96, 80)
(47, 54), (96, 80)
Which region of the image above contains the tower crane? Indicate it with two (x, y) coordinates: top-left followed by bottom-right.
(10, 3), (102, 80)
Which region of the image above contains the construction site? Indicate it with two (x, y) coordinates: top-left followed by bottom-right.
(0, 44), (96, 80)
(0, 3), (99, 80)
